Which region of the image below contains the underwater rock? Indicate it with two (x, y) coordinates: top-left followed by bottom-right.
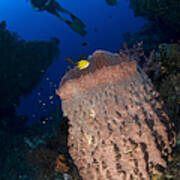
(57, 50), (176, 180)
(129, 0), (180, 40)
(0, 21), (60, 133)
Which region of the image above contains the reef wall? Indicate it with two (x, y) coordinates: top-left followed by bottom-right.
(57, 50), (176, 180)
(0, 21), (60, 133)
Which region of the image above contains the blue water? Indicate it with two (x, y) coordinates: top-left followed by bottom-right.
(0, 0), (146, 125)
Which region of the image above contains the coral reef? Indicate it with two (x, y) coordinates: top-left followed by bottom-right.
(25, 112), (82, 180)
(0, 106), (63, 180)
(129, 0), (180, 40)
(27, 147), (58, 179)
(155, 44), (180, 134)
(57, 50), (176, 180)
(124, 0), (180, 57)
(123, 22), (164, 54)
(0, 21), (60, 133)
(120, 41), (160, 76)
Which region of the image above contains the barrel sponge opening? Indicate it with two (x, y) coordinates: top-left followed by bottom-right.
(59, 50), (137, 100)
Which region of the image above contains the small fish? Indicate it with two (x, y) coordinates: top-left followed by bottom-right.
(77, 60), (90, 70)
(49, 95), (54, 100)
(82, 42), (87, 46)
(32, 114), (36, 118)
(45, 76), (49, 81)
(65, 56), (76, 66)
(38, 99), (42, 103)
(37, 92), (41, 96)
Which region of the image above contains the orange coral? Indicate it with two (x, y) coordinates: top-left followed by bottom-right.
(54, 154), (70, 173)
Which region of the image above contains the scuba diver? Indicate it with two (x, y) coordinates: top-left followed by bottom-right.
(29, 0), (87, 36)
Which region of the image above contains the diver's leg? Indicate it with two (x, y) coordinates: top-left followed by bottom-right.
(46, 0), (87, 36)
(52, 0), (85, 27)
(69, 14), (86, 28)
(54, 1), (72, 15)
(46, 1), (65, 20)
(64, 20), (87, 36)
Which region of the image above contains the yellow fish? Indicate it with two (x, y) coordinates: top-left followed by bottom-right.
(77, 60), (90, 70)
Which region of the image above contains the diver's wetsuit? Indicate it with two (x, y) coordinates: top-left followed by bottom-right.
(30, 0), (69, 19)
(30, 0), (53, 11)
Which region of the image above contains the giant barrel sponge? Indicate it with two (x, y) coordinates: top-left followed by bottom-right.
(57, 50), (176, 180)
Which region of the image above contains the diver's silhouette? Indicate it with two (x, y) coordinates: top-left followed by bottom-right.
(29, 0), (87, 36)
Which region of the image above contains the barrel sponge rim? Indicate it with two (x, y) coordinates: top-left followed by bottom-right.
(58, 50), (137, 100)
